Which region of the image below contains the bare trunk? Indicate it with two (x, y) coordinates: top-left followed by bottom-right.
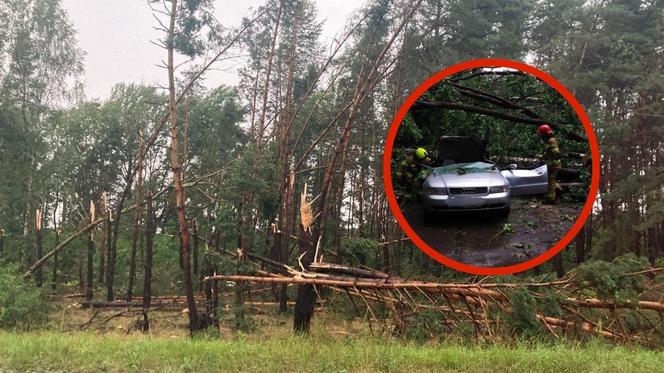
(553, 252), (565, 278)
(127, 134), (145, 301)
(51, 229), (59, 293)
(142, 192), (155, 332)
(35, 209), (43, 287)
(107, 181), (132, 301)
(85, 202), (96, 305)
(105, 211), (113, 300)
(21, 153), (36, 271)
(98, 225), (106, 284)
(167, 0), (199, 332)
(192, 219), (199, 275)
(85, 233), (94, 303)
(212, 230), (221, 325)
(293, 224), (316, 333)
(278, 171), (295, 313)
(575, 223), (586, 264)
(204, 236), (214, 318)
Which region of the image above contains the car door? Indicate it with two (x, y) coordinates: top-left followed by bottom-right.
(501, 165), (549, 196)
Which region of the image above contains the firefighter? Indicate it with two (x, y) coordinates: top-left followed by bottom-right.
(394, 147), (431, 202)
(538, 124), (562, 203)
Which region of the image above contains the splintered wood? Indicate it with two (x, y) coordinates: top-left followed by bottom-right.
(300, 184), (312, 232)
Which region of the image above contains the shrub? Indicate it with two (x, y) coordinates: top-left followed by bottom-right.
(0, 264), (49, 329)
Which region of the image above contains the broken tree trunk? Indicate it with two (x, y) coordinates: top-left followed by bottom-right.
(34, 209), (43, 287)
(98, 192), (108, 285)
(166, 0), (199, 333)
(292, 0), (424, 333)
(293, 185), (316, 333)
(308, 262), (391, 279)
(22, 170), (224, 279)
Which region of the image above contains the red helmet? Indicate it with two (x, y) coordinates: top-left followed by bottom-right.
(537, 124), (553, 136)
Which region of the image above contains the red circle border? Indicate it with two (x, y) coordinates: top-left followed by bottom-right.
(382, 58), (601, 275)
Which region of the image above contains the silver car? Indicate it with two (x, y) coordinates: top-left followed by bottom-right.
(422, 161), (548, 215)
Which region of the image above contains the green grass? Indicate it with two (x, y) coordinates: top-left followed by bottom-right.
(0, 331), (662, 372)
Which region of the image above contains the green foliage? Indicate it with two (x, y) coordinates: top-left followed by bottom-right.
(575, 254), (649, 302)
(0, 265), (48, 330)
(395, 113), (423, 145)
(399, 74), (588, 167)
(230, 308), (256, 333)
(403, 309), (446, 342)
(341, 237), (380, 267)
(535, 288), (564, 319)
(507, 286), (542, 337)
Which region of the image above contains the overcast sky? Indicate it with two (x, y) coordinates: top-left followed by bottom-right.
(61, 0), (362, 100)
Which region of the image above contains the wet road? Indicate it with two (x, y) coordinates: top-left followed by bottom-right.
(401, 197), (582, 267)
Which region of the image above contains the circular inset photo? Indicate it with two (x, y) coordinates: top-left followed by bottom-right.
(384, 59), (599, 275)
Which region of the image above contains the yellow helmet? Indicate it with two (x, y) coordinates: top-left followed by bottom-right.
(415, 147), (428, 160)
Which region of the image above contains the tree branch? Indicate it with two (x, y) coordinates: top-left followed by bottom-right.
(412, 100), (588, 142)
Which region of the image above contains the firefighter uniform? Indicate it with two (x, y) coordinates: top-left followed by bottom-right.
(395, 150), (429, 202)
(543, 136), (562, 203)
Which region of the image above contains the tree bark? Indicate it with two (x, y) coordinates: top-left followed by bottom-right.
(142, 192), (155, 332)
(167, 0), (199, 332)
(212, 230), (221, 325)
(85, 234), (94, 304)
(98, 224), (106, 285)
(192, 219), (199, 275)
(278, 171), (295, 313)
(127, 134), (145, 301)
(107, 178), (133, 301)
(34, 209), (43, 287)
(51, 228), (59, 293)
(292, 1), (422, 332)
(293, 222), (316, 333)
(85, 201), (96, 306)
(553, 252), (565, 278)
(575, 223), (586, 264)
(104, 210), (113, 299)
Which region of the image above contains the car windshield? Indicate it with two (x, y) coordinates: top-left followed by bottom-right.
(431, 161), (496, 176)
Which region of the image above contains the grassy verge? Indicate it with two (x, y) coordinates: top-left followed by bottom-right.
(0, 331), (662, 372)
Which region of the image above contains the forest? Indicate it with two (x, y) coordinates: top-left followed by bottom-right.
(1, 0), (664, 371)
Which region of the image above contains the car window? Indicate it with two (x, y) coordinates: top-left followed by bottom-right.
(432, 161), (496, 176)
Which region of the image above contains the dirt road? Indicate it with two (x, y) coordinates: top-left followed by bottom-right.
(401, 197), (582, 267)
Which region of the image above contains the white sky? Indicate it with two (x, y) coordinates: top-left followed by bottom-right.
(61, 0), (362, 100)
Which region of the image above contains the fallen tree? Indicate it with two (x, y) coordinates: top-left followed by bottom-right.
(204, 258), (664, 346)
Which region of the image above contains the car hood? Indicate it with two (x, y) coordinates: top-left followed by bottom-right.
(425, 170), (506, 188)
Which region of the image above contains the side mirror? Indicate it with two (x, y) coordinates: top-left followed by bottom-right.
(507, 163), (517, 170)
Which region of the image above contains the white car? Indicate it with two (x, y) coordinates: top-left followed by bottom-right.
(421, 136), (549, 216)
